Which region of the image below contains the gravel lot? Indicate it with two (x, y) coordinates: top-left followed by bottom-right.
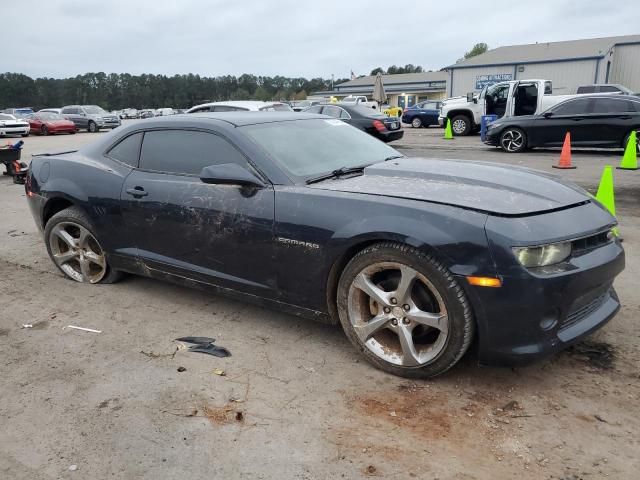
(1, 124), (639, 479)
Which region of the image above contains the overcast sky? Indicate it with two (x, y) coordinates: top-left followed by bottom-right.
(6, 0), (640, 79)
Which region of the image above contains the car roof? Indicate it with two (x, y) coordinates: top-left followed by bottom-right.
(187, 100), (287, 112)
(105, 112), (325, 130)
(562, 94), (640, 101)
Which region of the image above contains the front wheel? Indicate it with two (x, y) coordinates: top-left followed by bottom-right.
(411, 117), (422, 128)
(451, 115), (471, 136)
(41, 125), (49, 136)
(88, 121), (98, 133)
(337, 242), (474, 378)
(44, 206), (123, 284)
(21, 133), (30, 137)
(500, 128), (527, 153)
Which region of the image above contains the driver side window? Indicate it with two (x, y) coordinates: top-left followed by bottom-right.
(139, 130), (247, 175)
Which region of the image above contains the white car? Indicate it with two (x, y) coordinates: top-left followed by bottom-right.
(38, 108), (62, 115)
(186, 101), (292, 113)
(155, 107), (175, 116)
(0, 114), (30, 137)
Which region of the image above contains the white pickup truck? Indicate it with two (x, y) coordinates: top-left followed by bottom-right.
(339, 95), (378, 109)
(438, 79), (575, 136)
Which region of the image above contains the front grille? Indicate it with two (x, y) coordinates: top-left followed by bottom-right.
(572, 231), (611, 253)
(560, 289), (611, 331)
(1, 123), (25, 128)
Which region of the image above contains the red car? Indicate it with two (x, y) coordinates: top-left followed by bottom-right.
(28, 112), (77, 135)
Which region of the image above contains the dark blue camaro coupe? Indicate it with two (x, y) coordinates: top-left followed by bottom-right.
(25, 112), (624, 377)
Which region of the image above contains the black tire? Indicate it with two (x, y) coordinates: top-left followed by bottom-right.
(44, 206), (124, 284)
(499, 127), (527, 153)
(450, 115), (472, 136)
(623, 130), (639, 153)
(21, 133), (29, 137)
(336, 242), (474, 378)
(88, 121), (98, 133)
(411, 117), (422, 128)
(41, 125), (49, 136)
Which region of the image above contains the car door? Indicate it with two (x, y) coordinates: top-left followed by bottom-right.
(419, 102), (440, 125)
(587, 97), (637, 147)
(527, 98), (594, 147)
(120, 128), (277, 296)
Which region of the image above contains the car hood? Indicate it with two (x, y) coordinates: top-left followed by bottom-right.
(307, 158), (590, 216)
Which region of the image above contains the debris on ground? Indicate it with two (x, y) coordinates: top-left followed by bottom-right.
(21, 324), (33, 329)
(566, 340), (615, 369)
(188, 343), (231, 357)
(177, 366), (186, 372)
(140, 346), (179, 359)
(161, 409), (198, 417)
(68, 464), (78, 471)
(211, 368), (226, 376)
(63, 325), (102, 334)
(175, 336), (216, 345)
(175, 336), (231, 357)
(363, 465), (377, 475)
(594, 414), (608, 423)
(202, 403), (244, 424)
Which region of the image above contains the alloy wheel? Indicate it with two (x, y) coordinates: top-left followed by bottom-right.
(48, 221), (107, 283)
(452, 119), (467, 135)
(411, 118), (422, 128)
(501, 129), (524, 152)
(347, 262), (449, 367)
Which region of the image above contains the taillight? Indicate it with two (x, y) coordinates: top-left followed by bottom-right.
(373, 120), (386, 132)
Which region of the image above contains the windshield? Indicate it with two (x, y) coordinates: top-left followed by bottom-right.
(84, 106), (106, 114)
(38, 113), (64, 120)
(243, 118), (399, 180)
(0, 114), (15, 120)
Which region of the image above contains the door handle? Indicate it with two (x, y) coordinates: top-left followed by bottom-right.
(620, 115), (632, 120)
(572, 118), (584, 121)
(125, 186), (148, 197)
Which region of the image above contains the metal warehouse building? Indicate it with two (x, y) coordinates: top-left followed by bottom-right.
(317, 71), (448, 108)
(445, 34), (640, 97)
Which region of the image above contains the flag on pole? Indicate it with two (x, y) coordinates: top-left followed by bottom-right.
(350, 70), (356, 80)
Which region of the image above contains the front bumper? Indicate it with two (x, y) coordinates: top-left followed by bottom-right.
(0, 127), (30, 136)
(483, 129), (501, 146)
(468, 202), (624, 366)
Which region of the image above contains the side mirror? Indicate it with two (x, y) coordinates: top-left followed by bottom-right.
(543, 111), (554, 118)
(200, 163), (265, 188)
(466, 92), (474, 102)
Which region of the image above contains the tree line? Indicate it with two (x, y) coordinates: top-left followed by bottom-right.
(0, 72), (348, 111)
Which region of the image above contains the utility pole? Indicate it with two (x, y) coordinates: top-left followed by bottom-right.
(331, 74), (334, 91)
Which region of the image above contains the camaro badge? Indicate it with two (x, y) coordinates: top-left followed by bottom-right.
(276, 237), (320, 249)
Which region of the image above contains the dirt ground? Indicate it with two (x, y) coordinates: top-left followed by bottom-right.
(1, 125), (639, 479)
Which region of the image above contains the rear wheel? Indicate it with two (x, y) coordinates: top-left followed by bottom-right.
(41, 125), (49, 136)
(411, 117), (422, 128)
(88, 121), (98, 133)
(44, 207), (123, 284)
(337, 242), (474, 378)
(499, 128), (527, 153)
(451, 115), (471, 136)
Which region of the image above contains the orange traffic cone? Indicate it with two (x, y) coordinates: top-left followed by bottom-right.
(552, 132), (576, 169)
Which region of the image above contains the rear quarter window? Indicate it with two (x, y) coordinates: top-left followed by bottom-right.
(107, 132), (143, 167)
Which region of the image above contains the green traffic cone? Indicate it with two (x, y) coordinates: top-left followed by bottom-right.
(617, 130), (638, 170)
(443, 118), (454, 140)
(595, 165), (620, 236)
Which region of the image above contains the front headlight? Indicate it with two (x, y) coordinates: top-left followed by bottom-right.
(512, 241), (572, 268)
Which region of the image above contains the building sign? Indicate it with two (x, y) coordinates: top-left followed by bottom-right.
(475, 74), (513, 90)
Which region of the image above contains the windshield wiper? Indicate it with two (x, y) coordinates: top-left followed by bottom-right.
(305, 164), (369, 185)
(384, 155), (405, 161)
